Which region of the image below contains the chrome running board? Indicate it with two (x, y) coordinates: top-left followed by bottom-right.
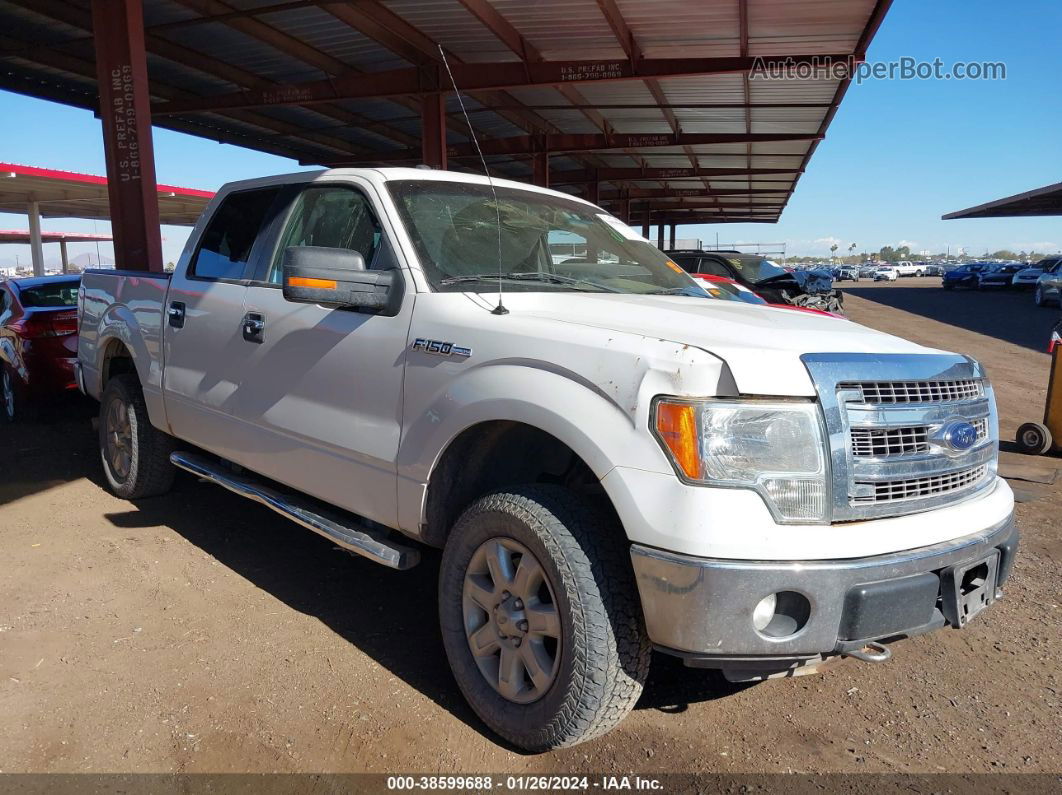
(170, 451), (420, 570)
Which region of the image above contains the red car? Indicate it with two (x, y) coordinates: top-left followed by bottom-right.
(692, 273), (842, 318)
(1, 274), (80, 422)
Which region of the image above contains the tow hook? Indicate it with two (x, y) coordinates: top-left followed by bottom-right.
(845, 641), (892, 664)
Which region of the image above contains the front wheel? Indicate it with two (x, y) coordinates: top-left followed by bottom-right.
(1035, 285), (1050, 307)
(439, 486), (650, 751)
(99, 373), (176, 499)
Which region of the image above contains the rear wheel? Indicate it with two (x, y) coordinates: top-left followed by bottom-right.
(1016, 422), (1053, 456)
(1, 364), (34, 423)
(99, 374), (176, 498)
(439, 485), (650, 751)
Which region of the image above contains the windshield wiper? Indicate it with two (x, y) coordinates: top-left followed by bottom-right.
(440, 272), (621, 293)
(646, 286), (709, 297)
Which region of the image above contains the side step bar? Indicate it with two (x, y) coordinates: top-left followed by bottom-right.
(170, 451), (420, 570)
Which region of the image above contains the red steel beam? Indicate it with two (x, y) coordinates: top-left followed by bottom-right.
(420, 95), (447, 169)
(600, 188), (788, 199)
(151, 55), (856, 115)
(329, 133), (819, 163)
(551, 167), (802, 184)
(91, 0), (163, 272)
(532, 153), (550, 188)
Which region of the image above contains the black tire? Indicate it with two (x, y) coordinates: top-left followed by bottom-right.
(1016, 422), (1053, 456)
(1035, 285), (1051, 307)
(98, 373), (176, 498)
(439, 485), (650, 751)
(1, 363), (35, 423)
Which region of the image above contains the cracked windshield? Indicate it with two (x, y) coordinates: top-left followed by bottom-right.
(388, 180), (707, 296)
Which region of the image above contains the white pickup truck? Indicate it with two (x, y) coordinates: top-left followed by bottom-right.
(77, 168), (1017, 751)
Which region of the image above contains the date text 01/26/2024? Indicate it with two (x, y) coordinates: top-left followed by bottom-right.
(386, 776), (663, 791)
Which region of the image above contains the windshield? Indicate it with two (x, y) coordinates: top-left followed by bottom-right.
(387, 180), (702, 295)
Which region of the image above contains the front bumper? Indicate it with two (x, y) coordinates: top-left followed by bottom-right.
(631, 514), (1017, 668)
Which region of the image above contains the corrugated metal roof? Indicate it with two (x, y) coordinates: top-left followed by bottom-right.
(0, 0), (892, 224)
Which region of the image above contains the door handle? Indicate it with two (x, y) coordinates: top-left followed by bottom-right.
(168, 301), (185, 328)
(242, 312), (265, 343)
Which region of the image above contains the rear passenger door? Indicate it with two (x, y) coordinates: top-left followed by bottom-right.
(162, 186), (283, 454)
(230, 180), (413, 528)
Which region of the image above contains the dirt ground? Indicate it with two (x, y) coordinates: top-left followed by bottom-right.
(1, 278), (1059, 775)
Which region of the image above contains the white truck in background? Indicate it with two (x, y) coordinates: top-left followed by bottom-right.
(894, 260), (926, 277)
(76, 168), (1017, 751)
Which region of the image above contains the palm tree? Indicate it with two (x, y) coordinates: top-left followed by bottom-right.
(848, 243), (857, 261)
(830, 243), (839, 263)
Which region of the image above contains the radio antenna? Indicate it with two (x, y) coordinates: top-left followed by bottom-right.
(438, 45), (508, 315)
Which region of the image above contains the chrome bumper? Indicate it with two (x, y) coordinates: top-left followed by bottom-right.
(631, 514), (1017, 663)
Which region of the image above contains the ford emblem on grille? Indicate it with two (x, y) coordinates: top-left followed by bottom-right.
(943, 421), (978, 451)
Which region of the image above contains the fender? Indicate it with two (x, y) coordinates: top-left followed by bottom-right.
(93, 301), (168, 430)
(395, 342), (734, 534)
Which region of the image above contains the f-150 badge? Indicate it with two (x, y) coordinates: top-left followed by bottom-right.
(411, 338), (471, 358)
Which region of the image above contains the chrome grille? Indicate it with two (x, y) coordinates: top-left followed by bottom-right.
(851, 417), (988, 458)
(851, 426), (928, 457)
(853, 466), (988, 503)
(840, 379), (983, 404)
(802, 353), (997, 523)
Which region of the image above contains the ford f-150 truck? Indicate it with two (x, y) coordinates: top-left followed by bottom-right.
(77, 168), (1017, 752)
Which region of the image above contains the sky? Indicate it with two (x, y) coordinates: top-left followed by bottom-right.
(0, 0), (1060, 266)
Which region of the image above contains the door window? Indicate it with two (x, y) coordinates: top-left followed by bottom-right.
(266, 186), (382, 284)
(189, 187), (282, 281)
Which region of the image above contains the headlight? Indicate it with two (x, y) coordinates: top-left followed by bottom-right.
(653, 398), (828, 523)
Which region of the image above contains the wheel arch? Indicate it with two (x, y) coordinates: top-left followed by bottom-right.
(418, 419), (626, 549)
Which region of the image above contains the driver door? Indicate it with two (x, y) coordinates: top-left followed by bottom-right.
(228, 180), (412, 529)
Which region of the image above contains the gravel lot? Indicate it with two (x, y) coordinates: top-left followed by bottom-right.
(1, 278), (1059, 775)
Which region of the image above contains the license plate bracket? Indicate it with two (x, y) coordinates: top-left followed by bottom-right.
(941, 550), (999, 628)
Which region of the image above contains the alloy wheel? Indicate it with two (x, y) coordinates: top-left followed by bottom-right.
(104, 397), (133, 480)
(462, 537), (562, 704)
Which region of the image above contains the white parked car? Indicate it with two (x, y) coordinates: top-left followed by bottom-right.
(874, 266), (899, 281)
(75, 167), (1017, 751)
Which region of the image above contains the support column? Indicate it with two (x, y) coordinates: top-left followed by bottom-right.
(28, 200), (44, 276)
(532, 152), (550, 188)
(641, 210), (650, 240)
(420, 94), (447, 169)
(585, 179), (599, 207)
(60, 240), (69, 273)
(91, 0), (163, 272)
(656, 224), (665, 250)
(620, 194), (631, 225)
(669, 223), (677, 250)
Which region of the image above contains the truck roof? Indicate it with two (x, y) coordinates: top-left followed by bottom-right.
(218, 167), (600, 211)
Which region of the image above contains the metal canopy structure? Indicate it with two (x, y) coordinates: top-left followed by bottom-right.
(0, 162), (213, 224)
(943, 181), (1062, 220)
(0, 161), (213, 274)
(0, 227), (112, 273)
(0, 0), (891, 270)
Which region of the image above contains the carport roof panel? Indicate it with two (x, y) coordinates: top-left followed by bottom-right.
(0, 162), (214, 225)
(943, 182), (1062, 220)
(0, 0), (893, 223)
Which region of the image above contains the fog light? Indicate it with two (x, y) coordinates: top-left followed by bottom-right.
(752, 593), (777, 631)
(752, 591), (811, 638)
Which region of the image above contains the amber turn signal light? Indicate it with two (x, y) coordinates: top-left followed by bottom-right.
(287, 276), (337, 289)
(655, 401), (701, 479)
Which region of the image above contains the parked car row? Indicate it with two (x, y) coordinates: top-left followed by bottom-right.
(941, 258), (1062, 306)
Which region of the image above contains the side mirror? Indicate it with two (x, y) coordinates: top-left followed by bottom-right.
(281, 246), (399, 313)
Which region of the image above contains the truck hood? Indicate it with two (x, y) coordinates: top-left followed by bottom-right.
(497, 292), (941, 396)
